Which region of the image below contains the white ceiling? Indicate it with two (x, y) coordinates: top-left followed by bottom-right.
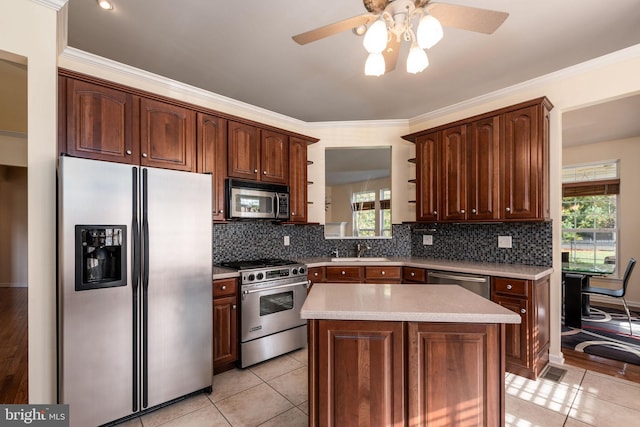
(66, 0), (640, 142)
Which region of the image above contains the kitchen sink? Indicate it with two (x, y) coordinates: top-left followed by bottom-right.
(330, 257), (391, 262)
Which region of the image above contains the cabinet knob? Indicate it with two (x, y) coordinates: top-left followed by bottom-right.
(142, 153), (148, 158)
(520, 308), (526, 314)
(341, 271), (346, 275)
(221, 285), (227, 291)
(505, 207), (511, 212)
(263, 170), (267, 175)
(461, 209), (465, 214)
(506, 284), (512, 290)
(254, 169), (258, 173)
(232, 304), (237, 310)
(314, 272), (319, 277)
(126, 150), (132, 155)
(291, 212), (295, 216)
(433, 211), (438, 215)
(471, 209), (476, 214)
(381, 271), (386, 275)
(410, 272), (415, 277)
(218, 210), (224, 214)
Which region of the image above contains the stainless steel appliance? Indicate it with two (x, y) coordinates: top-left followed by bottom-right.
(226, 179), (289, 220)
(427, 270), (491, 299)
(220, 259), (308, 367)
(58, 156), (213, 427)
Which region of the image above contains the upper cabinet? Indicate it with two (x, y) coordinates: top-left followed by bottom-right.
(197, 112), (227, 222)
(227, 122), (289, 185)
(404, 97), (553, 223)
(288, 137), (308, 223)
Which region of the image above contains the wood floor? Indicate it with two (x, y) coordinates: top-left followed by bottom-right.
(0, 287), (28, 403)
(562, 347), (640, 384)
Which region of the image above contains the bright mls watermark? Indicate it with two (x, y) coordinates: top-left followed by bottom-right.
(0, 405), (69, 426)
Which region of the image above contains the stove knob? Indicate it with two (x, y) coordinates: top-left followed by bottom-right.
(299, 267), (306, 275)
(257, 273), (264, 280)
(292, 268), (299, 275)
(248, 274), (255, 281)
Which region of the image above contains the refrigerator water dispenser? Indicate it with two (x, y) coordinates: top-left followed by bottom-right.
(75, 225), (127, 290)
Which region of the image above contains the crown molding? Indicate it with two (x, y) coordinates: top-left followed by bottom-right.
(31, 0), (68, 11)
(409, 43), (640, 127)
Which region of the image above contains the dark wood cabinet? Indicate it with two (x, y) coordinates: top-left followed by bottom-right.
(415, 131), (440, 222)
(491, 275), (550, 379)
(405, 97), (552, 223)
(325, 266), (364, 283)
(310, 319), (406, 427)
(364, 266), (402, 284)
(289, 137), (308, 223)
(63, 78), (137, 164)
(407, 322), (503, 426)
(212, 278), (238, 372)
(139, 97), (196, 172)
(307, 267), (326, 288)
(227, 122), (289, 184)
(197, 113), (228, 221)
(403, 267), (427, 283)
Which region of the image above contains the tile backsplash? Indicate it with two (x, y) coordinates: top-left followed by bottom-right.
(213, 221), (552, 266)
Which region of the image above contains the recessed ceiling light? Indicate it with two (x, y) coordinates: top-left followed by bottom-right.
(97, 0), (113, 10)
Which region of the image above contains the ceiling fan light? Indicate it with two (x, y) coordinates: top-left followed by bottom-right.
(97, 0), (114, 10)
(417, 14), (443, 49)
(365, 52), (386, 76)
(406, 44), (429, 74)
(363, 19), (388, 53)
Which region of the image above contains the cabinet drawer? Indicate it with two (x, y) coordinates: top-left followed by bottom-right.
(403, 267), (426, 282)
(308, 267), (326, 283)
(326, 266), (364, 282)
(365, 266), (402, 281)
(213, 278), (238, 298)
(492, 277), (528, 298)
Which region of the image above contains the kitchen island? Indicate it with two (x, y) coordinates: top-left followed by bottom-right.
(302, 283), (521, 427)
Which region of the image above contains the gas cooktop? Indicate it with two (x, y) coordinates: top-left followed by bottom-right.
(218, 258), (300, 271)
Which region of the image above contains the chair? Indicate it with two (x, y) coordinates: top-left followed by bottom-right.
(582, 258), (636, 333)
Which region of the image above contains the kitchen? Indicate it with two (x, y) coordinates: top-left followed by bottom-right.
(2, 0), (640, 426)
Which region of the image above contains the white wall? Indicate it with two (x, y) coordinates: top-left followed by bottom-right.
(563, 136), (640, 306)
(0, 0), (60, 403)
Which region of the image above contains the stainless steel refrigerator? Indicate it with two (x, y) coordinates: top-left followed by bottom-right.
(57, 156), (212, 427)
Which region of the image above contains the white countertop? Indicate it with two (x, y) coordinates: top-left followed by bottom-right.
(301, 283), (521, 324)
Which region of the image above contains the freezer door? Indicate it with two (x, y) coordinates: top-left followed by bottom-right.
(142, 167), (212, 408)
(58, 157), (136, 427)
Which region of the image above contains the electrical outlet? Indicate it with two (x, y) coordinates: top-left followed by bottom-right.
(423, 235), (433, 245)
(284, 236), (290, 246)
(498, 236), (512, 248)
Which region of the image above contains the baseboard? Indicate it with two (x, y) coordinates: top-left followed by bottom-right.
(589, 295), (640, 311)
(549, 352), (565, 366)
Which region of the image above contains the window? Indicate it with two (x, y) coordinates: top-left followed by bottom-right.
(562, 161), (619, 269)
(351, 189), (391, 237)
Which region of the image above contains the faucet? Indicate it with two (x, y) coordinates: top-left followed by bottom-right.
(356, 243), (371, 258)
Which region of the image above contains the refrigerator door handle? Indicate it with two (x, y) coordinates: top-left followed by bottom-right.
(142, 168), (149, 408)
(132, 167), (140, 413)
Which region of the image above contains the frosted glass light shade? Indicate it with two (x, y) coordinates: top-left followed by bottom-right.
(365, 53), (386, 76)
(406, 45), (429, 74)
(417, 14), (443, 49)
(363, 19), (388, 53)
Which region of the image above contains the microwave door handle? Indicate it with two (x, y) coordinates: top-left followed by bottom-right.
(274, 192), (280, 219)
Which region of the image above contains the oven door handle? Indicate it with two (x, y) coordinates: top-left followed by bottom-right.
(242, 280), (311, 297)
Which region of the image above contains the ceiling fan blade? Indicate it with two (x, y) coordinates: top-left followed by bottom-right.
(292, 14), (377, 45)
(382, 35), (400, 73)
(427, 2), (509, 34)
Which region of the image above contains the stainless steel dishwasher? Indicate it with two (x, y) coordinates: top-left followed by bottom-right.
(426, 270), (491, 299)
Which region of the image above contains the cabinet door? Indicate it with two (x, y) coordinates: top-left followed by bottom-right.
(468, 116), (500, 221)
(261, 130), (289, 184)
(492, 294), (528, 369)
(407, 322), (502, 427)
(227, 121), (260, 181)
(440, 125), (467, 221)
(139, 98), (196, 172)
(213, 295), (238, 369)
(289, 137), (308, 222)
(315, 320), (405, 427)
(65, 78), (137, 163)
(197, 113), (228, 221)
(415, 132), (439, 222)
(501, 105), (541, 220)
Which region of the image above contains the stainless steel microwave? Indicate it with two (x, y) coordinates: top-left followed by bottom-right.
(226, 179), (290, 220)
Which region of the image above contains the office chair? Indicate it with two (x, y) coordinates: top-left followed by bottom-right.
(582, 258), (636, 334)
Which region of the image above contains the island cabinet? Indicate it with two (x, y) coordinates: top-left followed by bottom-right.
(60, 75), (196, 172)
(197, 113), (228, 222)
(491, 275), (550, 380)
(227, 122), (289, 184)
(404, 97), (553, 222)
(212, 278), (238, 373)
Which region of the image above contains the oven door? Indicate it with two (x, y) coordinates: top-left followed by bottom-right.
(240, 278), (308, 342)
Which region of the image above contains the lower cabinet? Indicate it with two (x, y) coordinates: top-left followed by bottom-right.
(308, 319), (505, 427)
(212, 278), (238, 373)
(491, 276), (550, 380)
(403, 266), (428, 283)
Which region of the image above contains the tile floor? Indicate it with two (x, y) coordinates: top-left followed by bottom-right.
(116, 347), (640, 427)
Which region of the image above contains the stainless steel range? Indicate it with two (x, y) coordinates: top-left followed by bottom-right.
(219, 258), (309, 368)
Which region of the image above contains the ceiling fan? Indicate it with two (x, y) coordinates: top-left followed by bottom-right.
(292, 0), (509, 75)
